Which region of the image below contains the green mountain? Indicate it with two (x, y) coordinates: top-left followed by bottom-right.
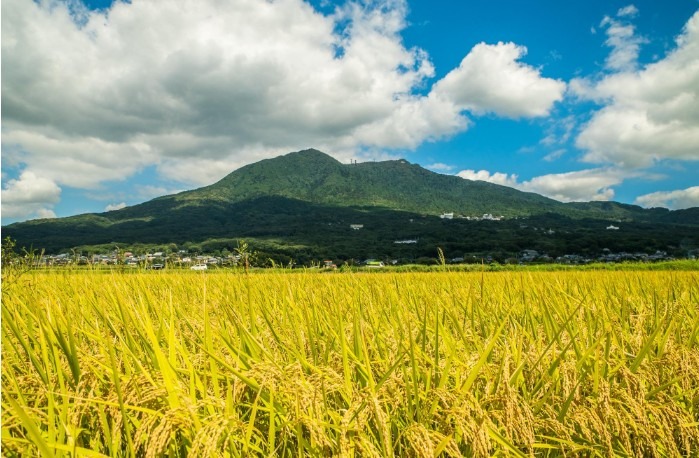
(4, 149), (698, 259)
(175, 148), (561, 216)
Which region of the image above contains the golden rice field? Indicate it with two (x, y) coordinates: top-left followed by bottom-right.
(2, 269), (699, 457)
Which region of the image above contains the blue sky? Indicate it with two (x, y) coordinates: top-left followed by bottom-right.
(2, 0), (698, 224)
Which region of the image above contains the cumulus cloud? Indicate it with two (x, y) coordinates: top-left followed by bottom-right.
(35, 208), (58, 219)
(1, 130), (157, 188)
(1, 0), (435, 189)
(105, 202), (127, 212)
(433, 42), (566, 118)
(1, 171), (61, 220)
(635, 186), (699, 209)
(1, 0), (568, 222)
(519, 168), (625, 202)
(573, 11), (699, 169)
(457, 167), (627, 202)
(350, 94), (467, 149)
(456, 169), (518, 187)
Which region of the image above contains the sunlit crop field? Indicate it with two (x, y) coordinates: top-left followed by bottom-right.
(2, 269), (699, 456)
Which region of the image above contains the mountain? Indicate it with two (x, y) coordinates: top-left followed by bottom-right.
(178, 148), (561, 216)
(4, 149), (698, 260)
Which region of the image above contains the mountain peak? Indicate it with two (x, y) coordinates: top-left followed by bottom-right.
(287, 148), (327, 156)
(283, 148), (340, 163)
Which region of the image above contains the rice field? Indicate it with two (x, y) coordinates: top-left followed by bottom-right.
(2, 269), (699, 456)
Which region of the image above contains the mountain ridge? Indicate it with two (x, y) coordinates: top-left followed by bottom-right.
(102, 148), (695, 221)
(134, 148), (574, 217)
(4, 148), (698, 256)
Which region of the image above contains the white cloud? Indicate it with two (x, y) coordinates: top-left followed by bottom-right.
(135, 185), (186, 201)
(433, 42), (566, 118)
(1, 130), (156, 188)
(1, 171), (61, 219)
(105, 202), (127, 212)
(635, 186), (699, 209)
(617, 5), (639, 18)
(1, 0), (441, 186)
(35, 208), (58, 219)
(540, 115), (576, 147)
(457, 169), (519, 187)
(574, 11), (699, 169)
(599, 8), (647, 72)
(543, 149), (567, 162)
(2, 1), (455, 166)
(350, 93), (468, 149)
(519, 168), (625, 202)
(1, 0), (569, 221)
(426, 162), (455, 172)
(156, 146), (295, 186)
(457, 167), (628, 202)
